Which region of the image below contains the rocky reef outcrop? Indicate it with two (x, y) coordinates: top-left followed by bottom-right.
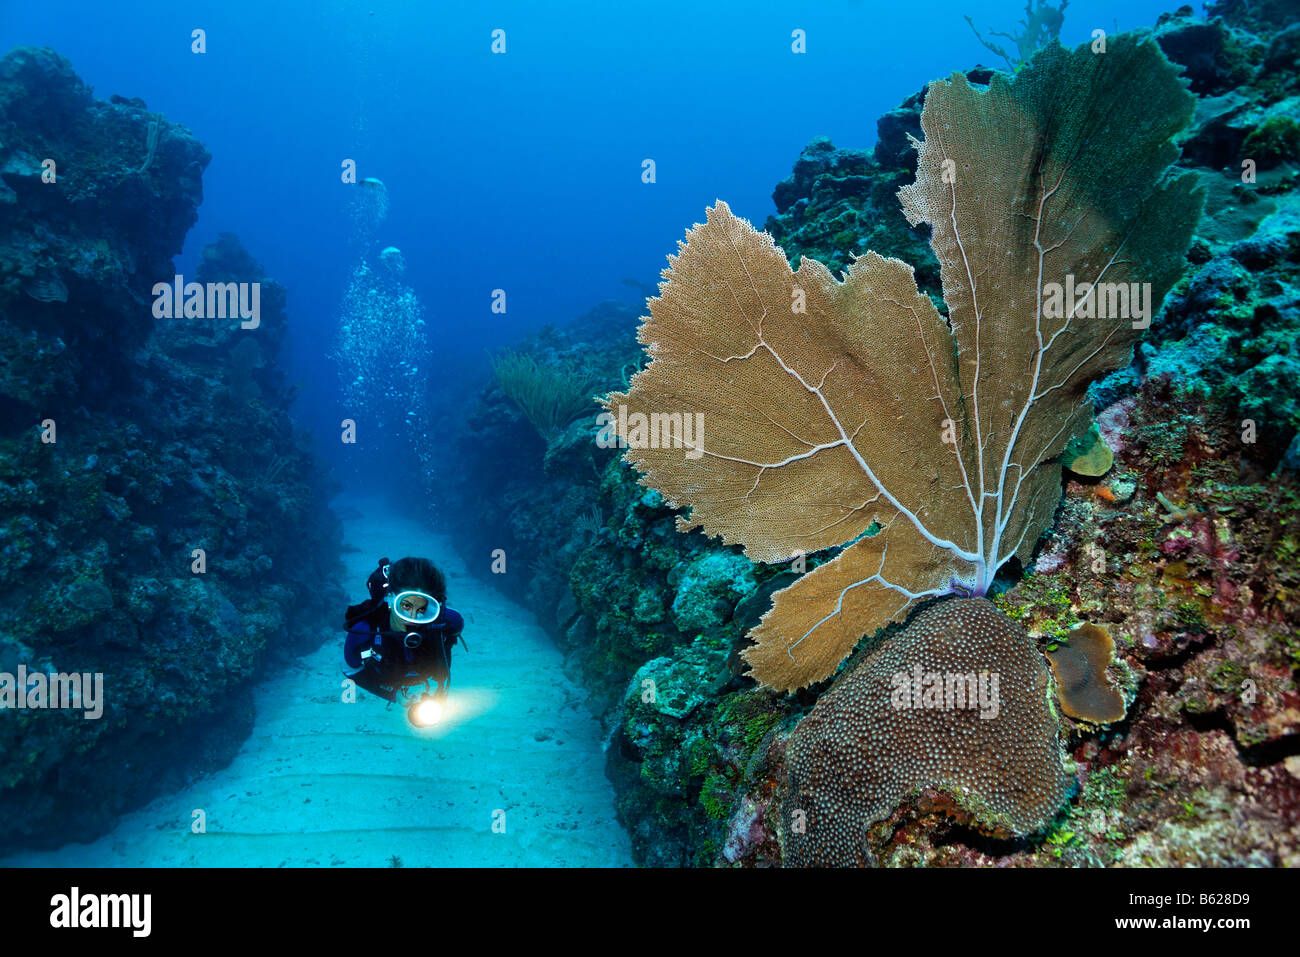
(762, 66), (996, 304)
(0, 48), (342, 853)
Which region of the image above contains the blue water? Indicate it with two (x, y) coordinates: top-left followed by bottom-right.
(1, 0), (1176, 464)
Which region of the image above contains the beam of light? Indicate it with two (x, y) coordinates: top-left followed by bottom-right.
(406, 686), (499, 738)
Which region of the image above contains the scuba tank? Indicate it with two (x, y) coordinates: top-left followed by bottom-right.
(343, 557), (393, 631)
(366, 557), (391, 602)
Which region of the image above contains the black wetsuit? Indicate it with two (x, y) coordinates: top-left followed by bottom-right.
(342, 597), (464, 702)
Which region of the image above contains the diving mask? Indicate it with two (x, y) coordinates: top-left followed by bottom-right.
(388, 589), (441, 626)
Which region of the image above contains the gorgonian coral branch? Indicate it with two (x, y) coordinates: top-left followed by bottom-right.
(606, 35), (1203, 691)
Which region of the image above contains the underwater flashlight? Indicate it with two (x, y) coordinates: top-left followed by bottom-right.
(408, 695), (444, 728)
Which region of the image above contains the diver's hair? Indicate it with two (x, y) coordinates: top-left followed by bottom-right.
(387, 557), (447, 605)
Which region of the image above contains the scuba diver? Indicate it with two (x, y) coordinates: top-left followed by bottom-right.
(342, 556), (464, 707)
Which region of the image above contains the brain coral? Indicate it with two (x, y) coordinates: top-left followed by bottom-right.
(781, 598), (1072, 865)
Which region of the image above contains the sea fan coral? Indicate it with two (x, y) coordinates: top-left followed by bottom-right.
(605, 36), (1204, 690)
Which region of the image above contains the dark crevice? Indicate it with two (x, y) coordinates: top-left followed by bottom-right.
(929, 823), (1032, 858)
(1137, 632), (1217, 671)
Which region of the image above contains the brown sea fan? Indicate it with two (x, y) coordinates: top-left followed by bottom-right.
(604, 36), (1204, 691)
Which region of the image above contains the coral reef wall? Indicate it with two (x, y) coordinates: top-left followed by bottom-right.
(448, 301), (639, 675)
(0, 48), (342, 853)
(450, 4), (1299, 867)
